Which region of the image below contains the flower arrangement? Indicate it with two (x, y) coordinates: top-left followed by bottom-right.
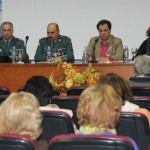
(49, 62), (101, 95)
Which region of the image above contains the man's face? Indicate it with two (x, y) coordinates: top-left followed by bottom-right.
(47, 25), (60, 41)
(2, 24), (13, 40)
(98, 24), (111, 42)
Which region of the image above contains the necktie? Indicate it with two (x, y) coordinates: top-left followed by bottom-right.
(6, 41), (9, 46)
(52, 42), (55, 48)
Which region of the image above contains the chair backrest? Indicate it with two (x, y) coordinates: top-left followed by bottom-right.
(131, 96), (150, 111)
(51, 96), (79, 128)
(0, 95), (8, 104)
(117, 112), (150, 150)
(48, 134), (135, 150)
(67, 86), (87, 95)
(131, 86), (150, 96)
(41, 110), (74, 142)
(0, 133), (35, 150)
(0, 86), (11, 95)
(52, 87), (60, 96)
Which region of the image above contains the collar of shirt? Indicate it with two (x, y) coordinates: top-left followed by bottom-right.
(100, 37), (110, 44)
(3, 37), (13, 44)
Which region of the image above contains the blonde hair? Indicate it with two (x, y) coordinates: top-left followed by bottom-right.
(0, 92), (42, 140)
(77, 84), (122, 129)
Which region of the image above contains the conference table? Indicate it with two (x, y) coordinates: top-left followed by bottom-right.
(0, 62), (134, 92)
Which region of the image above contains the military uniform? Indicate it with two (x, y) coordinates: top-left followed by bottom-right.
(0, 36), (29, 62)
(34, 35), (74, 62)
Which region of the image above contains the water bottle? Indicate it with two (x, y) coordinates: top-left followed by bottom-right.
(11, 46), (16, 64)
(82, 46), (87, 63)
(123, 46), (129, 64)
(47, 46), (52, 64)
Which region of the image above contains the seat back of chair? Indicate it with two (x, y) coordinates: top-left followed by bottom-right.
(52, 87), (60, 96)
(117, 112), (150, 150)
(51, 96), (79, 128)
(0, 95), (8, 104)
(0, 86), (10, 95)
(131, 86), (150, 96)
(132, 96), (150, 111)
(48, 134), (135, 150)
(67, 86), (87, 95)
(0, 133), (35, 150)
(41, 110), (74, 142)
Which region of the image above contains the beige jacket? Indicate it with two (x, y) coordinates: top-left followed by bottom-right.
(87, 34), (124, 61)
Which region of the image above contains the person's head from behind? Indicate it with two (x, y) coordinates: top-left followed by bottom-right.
(77, 84), (122, 129)
(47, 22), (60, 41)
(0, 92), (42, 140)
(98, 73), (132, 104)
(24, 75), (54, 106)
(134, 55), (150, 75)
(1, 21), (13, 40)
(96, 19), (111, 42)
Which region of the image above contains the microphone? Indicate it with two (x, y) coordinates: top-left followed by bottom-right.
(92, 38), (99, 63)
(25, 36), (29, 46)
(24, 36), (29, 63)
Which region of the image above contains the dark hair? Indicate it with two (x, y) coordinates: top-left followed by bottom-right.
(98, 73), (132, 104)
(24, 75), (54, 106)
(96, 19), (112, 30)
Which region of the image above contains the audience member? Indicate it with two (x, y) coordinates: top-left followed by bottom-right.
(0, 92), (48, 150)
(87, 19), (124, 63)
(34, 22), (74, 62)
(98, 73), (150, 126)
(129, 55), (150, 87)
(24, 75), (78, 133)
(0, 21), (29, 62)
(24, 75), (72, 116)
(135, 26), (150, 57)
(77, 84), (138, 149)
(77, 84), (122, 134)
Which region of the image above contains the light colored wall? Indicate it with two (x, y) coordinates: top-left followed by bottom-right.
(2, 0), (150, 59)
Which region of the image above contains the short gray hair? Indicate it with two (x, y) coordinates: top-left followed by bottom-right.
(134, 55), (150, 75)
(1, 21), (13, 28)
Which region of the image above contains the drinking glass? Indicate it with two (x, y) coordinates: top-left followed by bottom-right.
(131, 48), (137, 61)
(105, 50), (111, 63)
(17, 49), (23, 62)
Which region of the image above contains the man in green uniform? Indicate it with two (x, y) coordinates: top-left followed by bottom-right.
(0, 22), (29, 62)
(34, 22), (74, 62)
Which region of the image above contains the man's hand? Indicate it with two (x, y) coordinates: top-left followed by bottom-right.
(96, 57), (108, 63)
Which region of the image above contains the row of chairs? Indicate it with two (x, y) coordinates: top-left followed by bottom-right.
(41, 110), (150, 150)
(0, 111), (149, 150)
(0, 133), (136, 150)
(1, 95), (150, 128)
(1, 86), (150, 96)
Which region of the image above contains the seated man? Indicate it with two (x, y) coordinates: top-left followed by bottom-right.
(34, 22), (74, 62)
(87, 19), (124, 63)
(0, 21), (29, 62)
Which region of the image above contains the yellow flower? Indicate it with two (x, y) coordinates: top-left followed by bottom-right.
(49, 62), (101, 95)
(65, 79), (74, 89)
